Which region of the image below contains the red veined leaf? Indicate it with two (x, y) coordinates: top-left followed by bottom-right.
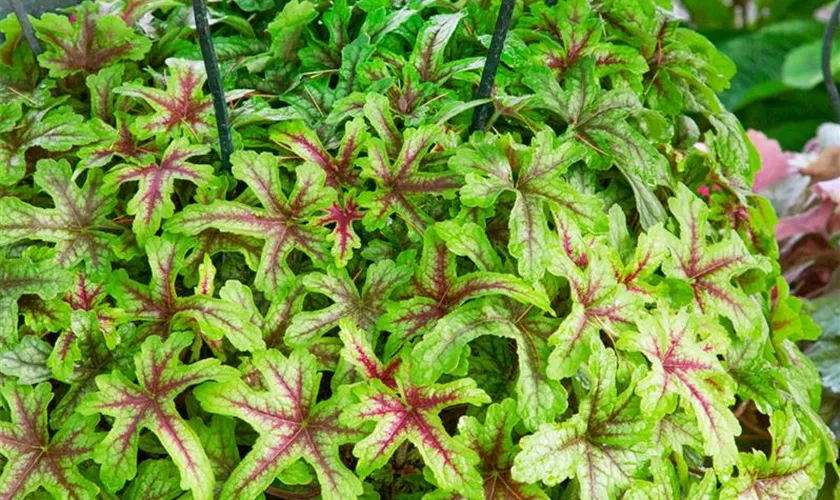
(451, 129), (606, 282)
(0, 250), (72, 345)
(362, 93), (401, 156)
(660, 184), (769, 336)
(412, 298), (566, 431)
(165, 151), (336, 297)
(338, 320), (400, 389)
(0, 105), (96, 186)
(318, 195), (364, 267)
(77, 117), (152, 171)
(0, 382), (101, 500)
(512, 347), (651, 500)
(339, 321), (490, 498)
(358, 125), (459, 233)
(0, 159), (120, 273)
(104, 0), (182, 26)
(382, 228), (552, 353)
(546, 222), (643, 380)
(286, 259), (411, 347)
(31, 2), (151, 78)
(520, 1), (647, 82)
(116, 58), (214, 140)
(617, 309), (740, 470)
(270, 117), (367, 187)
(195, 349), (365, 500)
(426, 399), (549, 500)
(105, 138), (214, 244)
(408, 13), (465, 82)
(108, 234), (265, 351)
(78, 332), (238, 499)
(85, 63), (126, 123)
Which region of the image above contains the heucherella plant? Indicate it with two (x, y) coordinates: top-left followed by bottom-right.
(0, 0), (835, 498)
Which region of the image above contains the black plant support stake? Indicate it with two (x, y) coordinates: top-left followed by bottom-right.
(823, 0), (840, 123)
(8, 0), (42, 55)
(470, 0), (516, 133)
(193, 0), (233, 172)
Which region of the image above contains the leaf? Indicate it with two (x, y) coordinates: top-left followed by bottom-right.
(86, 64), (126, 122)
(116, 58), (214, 140)
(32, 3), (151, 78)
(0, 105), (96, 186)
(358, 125), (459, 233)
(166, 152), (335, 297)
(409, 13), (464, 82)
(524, 60), (669, 228)
(511, 347), (651, 500)
(618, 309), (740, 470)
(0, 250), (72, 345)
(108, 234), (265, 351)
(270, 117), (367, 187)
(0, 336), (52, 384)
(382, 228), (552, 351)
(105, 138), (214, 244)
(340, 323), (490, 498)
(123, 460), (183, 500)
(0, 382), (101, 499)
(720, 405), (823, 499)
(452, 130), (606, 281)
(660, 184), (768, 336)
(286, 259), (411, 347)
(412, 299), (564, 430)
(318, 195), (363, 267)
(78, 332), (237, 499)
(0, 159), (119, 273)
(77, 117), (150, 171)
(196, 349), (364, 500)
(546, 222), (643, 379)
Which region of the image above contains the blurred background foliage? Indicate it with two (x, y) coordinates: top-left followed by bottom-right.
(680, 0), (836, 150)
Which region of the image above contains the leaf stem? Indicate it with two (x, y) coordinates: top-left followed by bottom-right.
(470, 0), (515, 133)
(8, 0), (42, 55)
(823, 0), (840, 123)
(192, 0), (234, 172)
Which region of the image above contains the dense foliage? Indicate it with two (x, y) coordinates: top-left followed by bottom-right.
(0, 0), (836, 498)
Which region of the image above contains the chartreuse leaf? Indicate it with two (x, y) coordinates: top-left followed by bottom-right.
(0, 382), (101, 499)
(79, 332), (237, 499)
(105, 138), (214, 244)
(720, 405), (823, 499)
(452, 130), (606, 281)
(382, 228), (552, 352)
(618, 309), (740, 470)
(0, 159), (119, 273)
(31, 2), (151, 78)
(166, 151), (335, 297)
(286, 259), (411, 347)
(546, 219), (642, 379)
(108, 234), (265, 351)
(340, 320), (489, 499)
(661, 184), (769, 336)
(358, 125), (459, 233)
(196, 349), (364, 500)
(117, 58), (213, 140)
(512, 347), (651, 500)
(412, 299), (564, 430)
(0, 250), (72, 345)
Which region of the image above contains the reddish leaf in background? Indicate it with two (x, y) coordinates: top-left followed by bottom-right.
(0, 383), (102, 500)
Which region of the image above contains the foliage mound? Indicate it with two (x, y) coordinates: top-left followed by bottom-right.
(0, 0), (835, 498)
